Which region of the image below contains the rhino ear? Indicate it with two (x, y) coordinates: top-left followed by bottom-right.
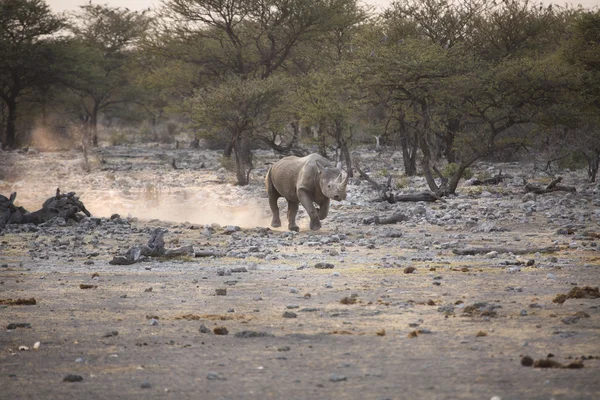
(316, 159), (327, 175)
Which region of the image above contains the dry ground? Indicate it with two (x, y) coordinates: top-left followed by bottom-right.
(1, 145), (599, 400)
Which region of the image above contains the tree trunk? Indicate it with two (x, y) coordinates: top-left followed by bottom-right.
(224, 142), (233, 158)
(443, 118), (459, 163)
(233, 134), (252, 186)
(5, 98), (17, 149)
(445, 163), (469, 195)
(340, 141), (353, 178)
(396, 114), (417, 176)
(583, 149), (599, 183)
(91, 106), (99, 147)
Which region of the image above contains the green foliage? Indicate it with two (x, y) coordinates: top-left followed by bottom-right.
(556, 151), (587, 171)
(0, 0), (65, 147)
(108, 130), (133, 146)
(442, 163), (472, 180)
(219, 156), (236, 173)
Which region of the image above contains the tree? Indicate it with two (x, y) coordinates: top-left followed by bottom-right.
(190, 76), (289, 185)
(560, 10), (600, 181)
(66, 3), (151, 146)
(0, 0), (63, 148)
(161, 0), (366, 80)
(292, 68), (360, 176)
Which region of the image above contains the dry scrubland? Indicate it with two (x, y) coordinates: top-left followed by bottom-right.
(1, 145), (599, 400)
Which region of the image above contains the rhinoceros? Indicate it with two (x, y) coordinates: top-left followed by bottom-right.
(265, 153), (348, 231)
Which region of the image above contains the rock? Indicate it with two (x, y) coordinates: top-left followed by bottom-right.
(282, 311), (297, 318)
(314, 262), (334, 269)
(207, 372), (226, 380)
(63, 374), (83, 383)
(329, 374), (347, 382)
(403, 266), (416, 274)
(213, 326), (229, 335)
(199, 324), (212, 334)
(103, 331), (119, 338)
(141, 381), (151, 389)
(507, 267), (521, 274)
(215, 288), (227, 296)
(149, 318), (159, 326)
(485, 251), (499, 258)
(6, 322), (31, 330)
(521, 356), (534, 367)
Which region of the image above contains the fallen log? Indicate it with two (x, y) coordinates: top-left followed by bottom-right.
(355, 164), (382, 191)
(524, 177), (576, 194)
(363, 213), (409, 225)
(452, 246), (560, 256)
(356, 164), (444, 203)
(388, 192), (446, 203)
(0, 189), (91, 229)
(109, 229), (197, 264)
(195, 250), (225, 258)
(467, 173), (513, 186)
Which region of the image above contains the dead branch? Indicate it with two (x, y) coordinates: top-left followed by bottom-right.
(109, 228), (197, 265)
(356, 163), (444, 203)
(363, 213), (409, 225)
(391, 192), (446, 203)
(355, 164), (382, 191)
(452, 246), (560, 256)
(468, 172), (513, 186)
(523, 177), (576, 194)
(195, 250), (225, 258)
(1, 189), (91, 228)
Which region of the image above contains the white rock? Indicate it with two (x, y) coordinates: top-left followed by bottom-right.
(485, 251), (499, 258)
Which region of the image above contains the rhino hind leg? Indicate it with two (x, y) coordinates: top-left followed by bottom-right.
(287, 201), (300, 232)
(266, 171), (281, 228)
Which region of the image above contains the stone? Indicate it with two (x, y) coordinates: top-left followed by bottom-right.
(329, 374), (347, 382)
(63, 375), (83, 383)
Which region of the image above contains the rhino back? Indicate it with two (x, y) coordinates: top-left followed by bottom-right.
(270, 154), (330, 201)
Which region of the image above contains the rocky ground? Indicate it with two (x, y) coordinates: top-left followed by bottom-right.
(1, 144), (599, 400)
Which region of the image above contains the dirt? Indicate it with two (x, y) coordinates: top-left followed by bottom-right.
(1, 145), (599, 399)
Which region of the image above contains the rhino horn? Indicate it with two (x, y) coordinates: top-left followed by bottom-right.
(341, 171), (349, 188)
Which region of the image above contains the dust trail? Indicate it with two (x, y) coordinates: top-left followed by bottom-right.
(82, 186), (273, 228)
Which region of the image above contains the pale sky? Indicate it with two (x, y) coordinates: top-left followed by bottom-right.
(45, 0), (600, 14)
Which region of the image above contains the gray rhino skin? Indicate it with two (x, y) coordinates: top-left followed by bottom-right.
(265, 153), (348, 231)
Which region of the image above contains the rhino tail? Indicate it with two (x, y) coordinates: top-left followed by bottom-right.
(265, 166), (274, 193)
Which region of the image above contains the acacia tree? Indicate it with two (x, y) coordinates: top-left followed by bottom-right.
(66, 3), (151, 146)
(0, 0), (63, 148)
(560, 10), (600, 181)
(157, 0), (366, 168)
(190, 76), (289, 185)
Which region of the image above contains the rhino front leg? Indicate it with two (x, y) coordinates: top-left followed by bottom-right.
(318, 198), (330, 220)
(287, 201), (300, 232)
(298, 189), (321, 231)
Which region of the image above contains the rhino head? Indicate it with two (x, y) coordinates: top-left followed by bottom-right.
(316, 160), (348, 201)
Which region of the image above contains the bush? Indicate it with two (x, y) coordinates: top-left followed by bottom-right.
(442, 163), (473, 180)
(219, 156), (236, 172)
(556, 152), (587, 171)
(109, 130), (132, 146)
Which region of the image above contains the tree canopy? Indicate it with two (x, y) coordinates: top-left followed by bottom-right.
(1, 0), (599, 185)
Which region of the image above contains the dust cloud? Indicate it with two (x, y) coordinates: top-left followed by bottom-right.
(80, 186), (274, 228)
